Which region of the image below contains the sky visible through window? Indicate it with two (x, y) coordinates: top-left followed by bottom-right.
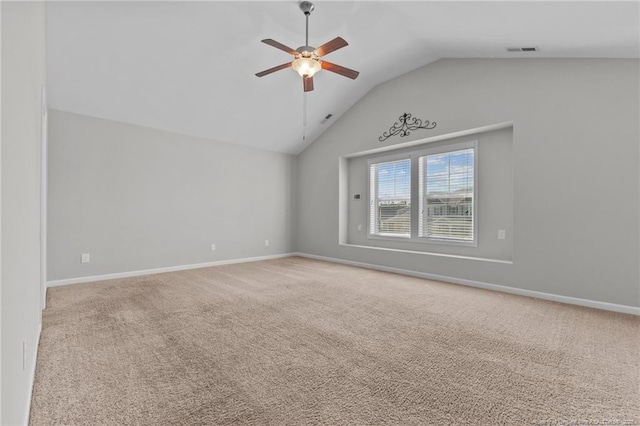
(426, 149), (474, 195)
(377, 159), (410, 200)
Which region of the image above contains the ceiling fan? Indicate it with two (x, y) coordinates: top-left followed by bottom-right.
(255, 1), (359, 92)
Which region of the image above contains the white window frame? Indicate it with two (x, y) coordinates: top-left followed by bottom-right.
(367, 140), (478, 247)
(367, 152), (412, 240)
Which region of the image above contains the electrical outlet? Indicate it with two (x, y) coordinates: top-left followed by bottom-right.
(81, 253), (90, 263)
(264, 240), (270, 247)
(211, 244), (216, 251)
(498, 230), (506, 240)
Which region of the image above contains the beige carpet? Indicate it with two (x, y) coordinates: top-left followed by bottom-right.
(30, 257), (639, 425)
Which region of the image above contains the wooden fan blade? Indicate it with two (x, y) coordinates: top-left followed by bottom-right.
(321, 61), (359, 79)
(261, 39), (298, 56)
(303, 76), (314, 92)
(255, 62), (292, 77)
(314, 37), (348, 57)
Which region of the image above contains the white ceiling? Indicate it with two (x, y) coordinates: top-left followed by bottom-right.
(46, 1), (640, 154)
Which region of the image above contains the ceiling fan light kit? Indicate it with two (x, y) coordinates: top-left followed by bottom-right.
(255, 1), (359, 92)
(292, 57), (321, 78)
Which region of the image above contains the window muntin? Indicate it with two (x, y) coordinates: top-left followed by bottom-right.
(419, 148), (474, 241)
(369, 158), (411, 237)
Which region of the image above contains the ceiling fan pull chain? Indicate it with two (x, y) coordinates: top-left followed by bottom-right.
(302, 92), (308, 141)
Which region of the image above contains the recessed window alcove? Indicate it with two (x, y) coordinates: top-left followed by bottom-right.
(338, 122), (514, 263)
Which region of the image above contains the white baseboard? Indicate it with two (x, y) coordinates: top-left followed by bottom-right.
(46, 251), (639, 316)
(47, 253), (296, 287)
(24, 323), (42, 426)
(294, 252), (640, 316)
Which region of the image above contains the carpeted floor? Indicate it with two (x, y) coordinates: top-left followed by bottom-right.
(30, 257), (639, 425)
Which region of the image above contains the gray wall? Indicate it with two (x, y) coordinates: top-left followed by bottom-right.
(297, 59), (640, 307)
(48, 110), (296, 281)
(1, 2), (46, 424)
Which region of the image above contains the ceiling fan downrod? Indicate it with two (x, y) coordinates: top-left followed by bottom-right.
(300, 1), (315, 47)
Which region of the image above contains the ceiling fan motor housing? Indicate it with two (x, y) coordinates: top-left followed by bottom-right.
(296, 46), (317, 57)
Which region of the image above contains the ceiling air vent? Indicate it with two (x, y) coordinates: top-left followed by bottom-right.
(506, 46), (539, 52)
(321, 114), (333, 124)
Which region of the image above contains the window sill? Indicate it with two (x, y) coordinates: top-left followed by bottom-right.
(367, 234), (478, 248)
(368, 234), (411, 241)
(340, 243), (513, 264)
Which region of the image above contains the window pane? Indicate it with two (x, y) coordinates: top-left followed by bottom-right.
(370, 159), (411, 236)
(419, 148), (474, 241)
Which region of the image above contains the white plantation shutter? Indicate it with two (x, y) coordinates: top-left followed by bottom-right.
(369, 159), (411, 236)
(419, 148), (474, 241)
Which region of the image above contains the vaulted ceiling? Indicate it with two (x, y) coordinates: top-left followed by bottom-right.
(46, 1), (640, 154)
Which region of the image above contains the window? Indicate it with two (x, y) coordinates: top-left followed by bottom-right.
(419, 148), (474, 241)
(369, 158), (411, 237)
(368, 142), (477, 245)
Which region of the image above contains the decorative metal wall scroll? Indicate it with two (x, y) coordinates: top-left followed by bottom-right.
(378, 113), (436, 142)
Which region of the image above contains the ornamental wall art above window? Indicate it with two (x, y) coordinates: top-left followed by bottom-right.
(379, 113), (437, 142)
